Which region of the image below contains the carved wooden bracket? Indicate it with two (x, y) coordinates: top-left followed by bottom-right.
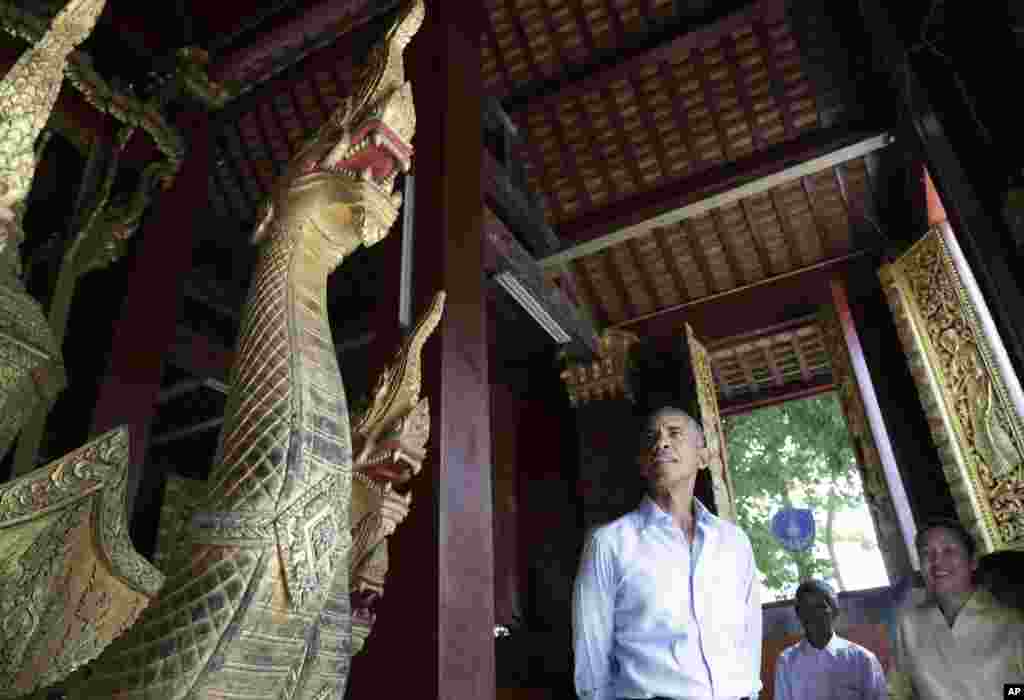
(560, 329), (640, 406)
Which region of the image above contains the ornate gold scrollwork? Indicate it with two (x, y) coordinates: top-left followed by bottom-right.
(560, 329), (641, 406)
(879, 224), (1024, 552)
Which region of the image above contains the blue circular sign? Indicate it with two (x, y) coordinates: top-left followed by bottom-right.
(771, 508), (815, 552)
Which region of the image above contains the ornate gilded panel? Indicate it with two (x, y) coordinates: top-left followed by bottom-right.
(559, 329), (640, 406)
(686, 324), (736, 522)
(879, 224), (1024, 552)
(0, 427), (164, 697)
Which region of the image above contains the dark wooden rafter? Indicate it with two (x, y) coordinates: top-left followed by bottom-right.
(518, 125), (569, 222)
(627, 68), (671, 181)
(738, 198), (775, 277)
(626, 237), (665, 309)
(719, 375), (834, 416)
(574, 95), (620, 202)
(600, 0), (628, 47)
(556, 124), (882, 243)
(680, 218), (716, 295)
(505, 0), (545, 83)
(658, 60), (700, 172)
(761, 337), (785, 386)
(288, 84), (314, 136)
(689, 42), (733, 162)
(651, 227), (690, 301)
(483, 9), (515, 94)
(600, 84), (646, 193)
(709, 207), (747, 286)
(265, 100), (295, 159)
(545, 102), (595, 211)
(720, 30), (765, 151)
(565, 0), (599, 56)
(753, 18), (796, 138)
(800, 175), (833, 256)
(308, 71), (333, 124)
(788, 331), (812, 383)
(572, 260), (610, 327)
(218, 126), (264, 206)
(603, 248), (638, 320)
(484, 207), (600, 357)
(769, 187), (805, 267)
(502, 0), (786, 114)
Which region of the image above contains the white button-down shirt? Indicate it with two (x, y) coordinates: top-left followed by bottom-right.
(774, 634), (886, 700)
(573, 497), (762, 700)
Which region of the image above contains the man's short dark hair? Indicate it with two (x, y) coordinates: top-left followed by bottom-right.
(794, 579), (837, 611)
(914, 517), (977, 560)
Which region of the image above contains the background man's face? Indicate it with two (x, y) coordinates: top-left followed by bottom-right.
(641, 410), (702, 490)
(795, 589), (835, 644)
(919, 527), (976, 597)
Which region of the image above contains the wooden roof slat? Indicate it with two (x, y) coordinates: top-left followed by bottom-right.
(709, 207), (746, 286)
(760, 338), (786, 387)
(571, 259), (610, 327)
(657, 60), (699, 176)
(484, 12), (516, 94)
(753, 18), (796, 139)
(720, 30), (765, 152)
(689, 44), (731, 163)
(505, 0), (546, 84)
(599, 84), (645, 195)
(679, 219), (716, 296)
(504, 0), (786, 114)
(603, 248), (639, 320)
(628, 69), (671, 183)
(799, 175), (834, 257)
(651, 227), (690, 303)
(769, 186), (807, 267)
(572, 95), (619, 203)
(546, 102), (597, 211)
(738, 198), (775, 277)
(626, 237), (665, 310)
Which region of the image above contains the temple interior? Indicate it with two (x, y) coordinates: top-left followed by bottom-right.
(0, 0), (1022, 698)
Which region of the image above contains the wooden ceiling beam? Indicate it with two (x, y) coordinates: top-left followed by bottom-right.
(679, 219), (717, 296)
(719, 374), (835, 416)
(626, 238), (665, 310)
(503, 0), (785, 113)
(710, 207), (747, 287)
(721, 31), (765, 152)
(800, 175), (835, 256)
(540, 127), (891, 267)
(616, 249), (871, 341)
(484, 207), (601, 358)
(572, 261), (610, 328)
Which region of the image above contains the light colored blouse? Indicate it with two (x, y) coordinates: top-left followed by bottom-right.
(888, 587), (1024, 700)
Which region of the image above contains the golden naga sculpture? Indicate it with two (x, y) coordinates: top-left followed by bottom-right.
(151, 292), (444, 659)
(0, 428), (165, 698)
(61, 1), (426, 698)
(0, 0), (105, 462)
(349, 290), (444, 654)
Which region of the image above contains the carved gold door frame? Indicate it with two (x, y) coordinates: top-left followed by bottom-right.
(686, 324), (737, 522)
(879, 223), (1024, 553)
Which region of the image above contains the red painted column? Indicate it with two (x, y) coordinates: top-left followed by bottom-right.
(346, 2), (494, 698)
(89, 108), (211, 529)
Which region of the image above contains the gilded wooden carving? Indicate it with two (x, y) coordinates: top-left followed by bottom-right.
(819, 309), (912, 578)
(62, 2), (425, 698)
(879, 224), (1024, 552)
(0, 427), (164, 698)
(560, 329), (640, 406)
(0, 0), (105, 461)
(685, 324), (736, 522)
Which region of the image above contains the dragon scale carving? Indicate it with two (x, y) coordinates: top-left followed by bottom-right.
(63, 2), (425, 698)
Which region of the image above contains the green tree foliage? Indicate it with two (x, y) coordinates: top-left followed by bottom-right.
(725, 393), (870, 598)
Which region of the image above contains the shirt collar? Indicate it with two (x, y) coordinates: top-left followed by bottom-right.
(638, 494), (714, 531)
(800, 634), (844, 656)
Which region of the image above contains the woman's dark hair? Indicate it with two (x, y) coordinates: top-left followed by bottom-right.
(914, 517), (977, 560)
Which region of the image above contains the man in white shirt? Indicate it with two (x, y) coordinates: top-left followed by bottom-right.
(774, 580), (886, 700)
(888, 518), (1024, 700)
(572, 406), (762, 700)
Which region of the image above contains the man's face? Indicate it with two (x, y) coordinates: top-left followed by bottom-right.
(640, 409), (703, 489)
(919, 526), (976, 597)
(795, 589), (835, 645)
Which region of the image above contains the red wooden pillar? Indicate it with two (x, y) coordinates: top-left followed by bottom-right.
(89, 108), (211, 529)
(346, 2), (494, 699)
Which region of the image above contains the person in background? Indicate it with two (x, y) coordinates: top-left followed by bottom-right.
(572, 405), (762, 700)
(774, 579), (886, 700)
(888, 518), (1024, 700)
